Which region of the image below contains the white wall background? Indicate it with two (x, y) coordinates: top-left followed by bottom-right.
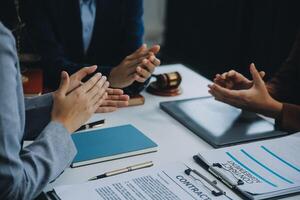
(143, 0), (167, 46)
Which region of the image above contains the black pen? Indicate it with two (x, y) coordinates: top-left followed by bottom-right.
(76, 119), (105, 132)
(88, 161), (154, 181)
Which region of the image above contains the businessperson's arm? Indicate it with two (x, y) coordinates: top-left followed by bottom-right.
(0, 23), (76, 200)
(25, 93), (53, 110)
(0, 23), (110, 199)
(23, 94), (53, 140)
(25, 0), (88, 88)
(266, 31), (300, 132)
(266, 31), (300, 102)
(121, 0), (144, 56)
(104, 0), (161, 95)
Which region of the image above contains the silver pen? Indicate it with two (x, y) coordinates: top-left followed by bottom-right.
(88, 161), (154, 181)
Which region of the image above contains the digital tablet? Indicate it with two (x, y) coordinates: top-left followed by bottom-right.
(160, 96), (286, 148)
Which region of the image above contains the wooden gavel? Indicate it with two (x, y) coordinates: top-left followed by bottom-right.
(151, 72), (182, 89)
(147, 72), (182, 96)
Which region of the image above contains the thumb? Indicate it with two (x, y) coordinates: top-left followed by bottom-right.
(250, 63), (264, 87)
(137, 44), (147, 53)
(58, 71), (70, 95)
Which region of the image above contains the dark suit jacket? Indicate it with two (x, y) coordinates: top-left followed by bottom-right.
(26, 0), (145, 94)
(267, 31), (300, 133)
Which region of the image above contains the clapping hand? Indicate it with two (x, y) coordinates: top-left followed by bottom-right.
(108, 44), (161, 89)
(208, 63), (282, 118)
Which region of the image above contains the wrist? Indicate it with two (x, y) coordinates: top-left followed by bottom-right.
(51, 115), (73, 133)
(108, 70), (119, 88)
(266, 98), (283, 119)
(51, 119), (73, 133)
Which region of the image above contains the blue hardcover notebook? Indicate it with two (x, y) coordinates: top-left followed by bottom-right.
(71, 125), (158, 167)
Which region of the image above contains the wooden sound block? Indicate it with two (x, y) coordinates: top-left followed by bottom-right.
(146, 82), (182, 97)
(128, 94), (145, 106)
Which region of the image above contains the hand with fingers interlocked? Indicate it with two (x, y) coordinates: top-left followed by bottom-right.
(108, 44), (161, 89)
(209, 63), (283, 119)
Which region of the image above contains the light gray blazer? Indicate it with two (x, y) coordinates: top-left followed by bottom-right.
(0, 23), (77, 200)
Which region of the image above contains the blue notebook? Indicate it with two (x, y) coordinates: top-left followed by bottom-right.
(71, 125), (158, 167)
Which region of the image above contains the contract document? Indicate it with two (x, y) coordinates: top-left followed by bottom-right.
(52, 163), (229, 200)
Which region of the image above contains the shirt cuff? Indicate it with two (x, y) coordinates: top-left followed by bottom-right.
(36, 121), (77, 166)
(25, 93), (53, 110)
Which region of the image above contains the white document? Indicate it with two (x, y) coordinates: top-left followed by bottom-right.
(197, 132), (300, 199)
(53, 163), (229, 200)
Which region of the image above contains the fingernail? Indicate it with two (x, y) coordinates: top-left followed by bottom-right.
(96, 73), (102, 77)
(61, 71), (65, 78)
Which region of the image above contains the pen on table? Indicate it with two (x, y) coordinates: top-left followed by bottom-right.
(76, 119), (105, 132)
(88, 161), (154, 181)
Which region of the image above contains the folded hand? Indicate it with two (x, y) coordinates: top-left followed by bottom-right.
(108, 44), (161, 88)
(209, 63), (282, 119)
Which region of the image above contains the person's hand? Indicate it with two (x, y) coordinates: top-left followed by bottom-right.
(108, 44), (161, 88)
(95, 88), (130, 113)
(213, 68), (265, 90)
(67, 65), (98, 93)
(51, 71), (109, 133)
(208, 63), (282, 119)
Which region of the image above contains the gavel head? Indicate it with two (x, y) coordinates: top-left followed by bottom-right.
(155, 72), (182, 89)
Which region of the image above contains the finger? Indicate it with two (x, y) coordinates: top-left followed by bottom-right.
(208, 84), (241, 101)
(57, 71), (70, 96)
(227, 70), (237, 78)
(103, 101), (129, 108)
(221, 72), (228, 79)
(80, 73), (102, 92)
(93, 93), (107, 112)
(250, 63), (264, 86)
(101, 98), (129, 107)
(105, 94), (130, 101)
(208, 86), (243, 108)
(96, 106), (118, 113)
(74, 65), (97, 81)
(90, 80), (109, 104)
(210, 84), (250, 108)
(134, 73), (147, 83)
(148, 45), (160, 54)
(137, 66), (152, 79)
(127, 55), (150, 69)
(88, 77), (107, 104)
(148, 55), (161, 66)
(214, 74), (227, 87)
(140, 60), (155, 74)
(106, 88), (124, 95)
(126, 44), (149, 60)
(259, 71), (266, 78)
